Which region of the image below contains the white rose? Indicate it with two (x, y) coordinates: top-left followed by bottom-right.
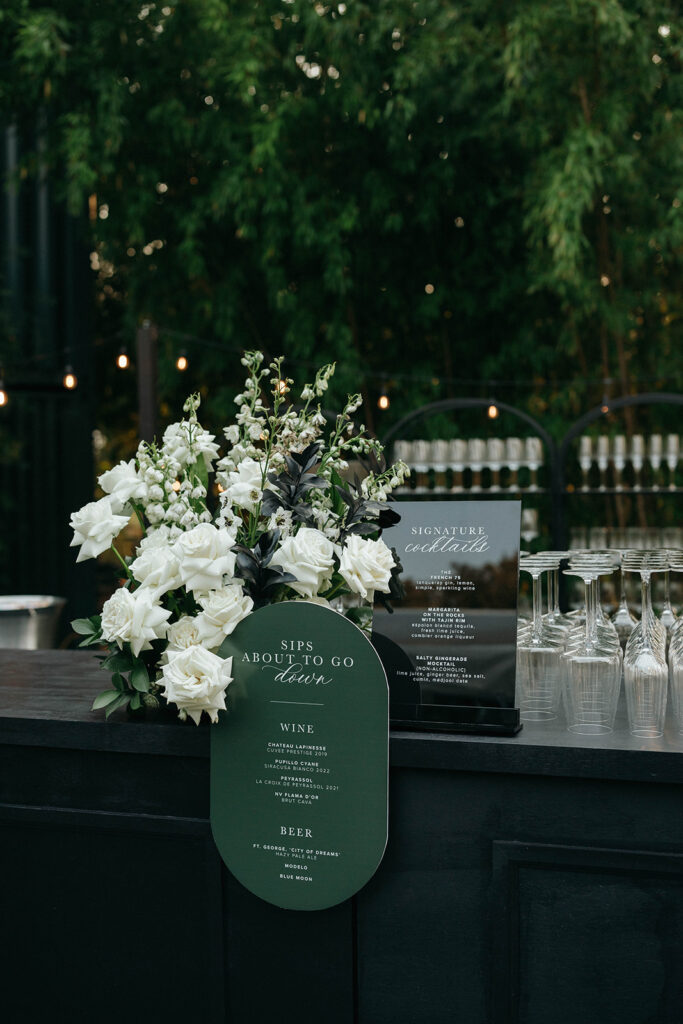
(98, 459), (148, 513)
(173, 523), (236, 593)
(160, 645), (233, 725)
(69, 497), (131, 562)
(338, 535), (395, 601)
(130, 547), (182, 598)
(275, 527), (336, 599)
(100, 587), (171, 657)
(165, 615), (203, 653)
(195, 585), (254, 650)
(224, 457), (264, 512)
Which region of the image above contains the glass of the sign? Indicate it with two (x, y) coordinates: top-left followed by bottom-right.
(372, 501), (520, 730)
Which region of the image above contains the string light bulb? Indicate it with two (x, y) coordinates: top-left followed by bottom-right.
(176, 351), (188, 371)
(0, 378), (7, 407)
(63, 366), (78, 390)
(116, 347), (130, 370)
(487, 403), (499, 420)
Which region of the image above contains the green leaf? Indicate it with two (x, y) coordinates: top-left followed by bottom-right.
(91, 689), (122, 711)
(71, 618), (96, 635)
(102, 650), (135, 672)
(129, 692), (142, 711)
(112, 672), (126, 692)
(104, 693), (131, 718)
(130, 661), (150, 693)
(78, 633), (102, 648)
(345, 605), (373, 632)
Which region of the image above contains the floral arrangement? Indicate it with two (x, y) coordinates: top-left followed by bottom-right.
(70, 352), (408, 725)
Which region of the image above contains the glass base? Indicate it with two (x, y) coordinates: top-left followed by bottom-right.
(521, 708), (557, 721)
(630, 727), (663, 738)
(568, 723), (613, 735)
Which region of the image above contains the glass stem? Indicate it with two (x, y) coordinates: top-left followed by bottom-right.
(641, 572), (653, 652)
(549, 568), (559, 619)
(532, 571), (543, 641)
(585, 575), (597, 652)
(619, 563), (628, 609)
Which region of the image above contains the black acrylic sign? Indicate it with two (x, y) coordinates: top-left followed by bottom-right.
(372, 499), (521, 734)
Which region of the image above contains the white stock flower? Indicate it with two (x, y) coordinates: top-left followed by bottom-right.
(100, 587), (171, 658)
(160, 646), (233, 725)
(162, 421), (220, 470)
(196, 585), (254, 650)
(275, 527), (336, 599)
(338, 535), (395, 601)
(69, 498), (130, 562)
(224, 457), (264, 512)
(130, 547), (182, 597)
(137, 525), (173, 551)
(173, 523), (236, 593)
(98, 459), (148, 513)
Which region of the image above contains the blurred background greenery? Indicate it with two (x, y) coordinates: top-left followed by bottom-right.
(0, 0), (681, 611)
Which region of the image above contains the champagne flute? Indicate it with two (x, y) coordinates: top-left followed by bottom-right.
(506, 437), (523, 492)
(648, 434), (663, 491)
(666, 434), (679, 490)
(630, 434), (645, 491)
(596, 436), (610, 491)
(612, 435), (627, 491)
(578, 436), (592, 491)
(448, 439), (467, 493)
(525, 436), (543, 492)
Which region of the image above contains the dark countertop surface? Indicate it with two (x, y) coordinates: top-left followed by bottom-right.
(1, 650), (682, 785)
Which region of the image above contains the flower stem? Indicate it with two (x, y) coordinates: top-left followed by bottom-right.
(111, 544), (132, 580)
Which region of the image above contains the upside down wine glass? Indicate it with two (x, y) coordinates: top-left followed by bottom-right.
(516, 557), (565, 720)
(623, 551), (668, 738)
(667, 551), (683, 734)
(562, 562), (622, 735)
(611, 549), (638, 650)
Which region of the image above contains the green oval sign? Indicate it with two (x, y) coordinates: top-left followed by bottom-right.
(210, 601), (389, 911)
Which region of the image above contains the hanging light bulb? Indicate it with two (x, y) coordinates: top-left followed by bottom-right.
(176, 351), (188, 371)
(378, 391), (390, 411)
(116, 347), (130, 370)
(487, 403), (499, 420)
(0, 378), (7, 407)
(63, 366), (78, 390)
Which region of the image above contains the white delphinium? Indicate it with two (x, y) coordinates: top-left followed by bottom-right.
(223, 457), (264, 513)
(338, 535), (395, 602)
(266, 507), (294, 539)
(100, 587), (171, 657)
(69, 498), (131, 562)
(98, 459), (148, 513)
(159, 646), (233, 725)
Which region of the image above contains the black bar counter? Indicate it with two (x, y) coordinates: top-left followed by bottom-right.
(2, 651), (682, 1024)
